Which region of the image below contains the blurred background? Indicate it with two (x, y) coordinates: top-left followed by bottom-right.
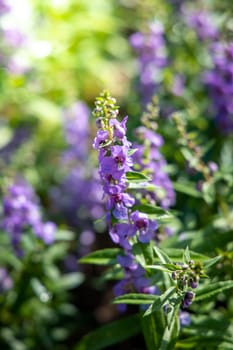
(0, 0), (233, 349)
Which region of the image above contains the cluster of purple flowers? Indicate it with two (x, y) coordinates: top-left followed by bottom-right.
(0, 0), (28, 75)
(0, 268), (13, 293)
(130, 21), (167, 105)
(52, 102), (105, 255)
(0, 0), (10, 15)
(1, 179), (56, 254)
(182, 291), (195, 308)
(182, 6), (233, 134)
(93, 92), (158, 303)
(183, 7), (218, 41)
(133, 127), (176, 209)
(204, 42), (233, 134)
(63, 102), (90, 162)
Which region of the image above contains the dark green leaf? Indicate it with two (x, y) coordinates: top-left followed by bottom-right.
(113, 293), (158, 305)
(183, 246), (191, 264)
(141, 310), (165, 350)
(204, 256), (222, 269)
(51, 273), (84, 291)
(154, 246), (172, 264)
(173, 182), (202, 198)
(195, 280), (233, 302)
(159, 248), (209, 262)
(79, 248), (122, 265)
(143, 287), (177, 317)
(74, 314), (141, 350)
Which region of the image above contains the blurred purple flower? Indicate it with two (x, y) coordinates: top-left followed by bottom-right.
(184, 8), (218, 41)
(0, 268), (13, 293)
(204, 42), (233, 134)
(130, 21), (167, 105)
(1, 179), (56, 254)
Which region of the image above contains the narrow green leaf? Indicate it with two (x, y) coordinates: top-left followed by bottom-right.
(143, 287), (177, 317)
(51, 273), (84, 291)
(160, 303), (180, 350)
(146, 265), (173, 273)
(128, 182), (159, 191)
(173, 182), (202, 198)
(154, 246), (172, 264)
(128, 148), (138, 156)
(195, 280), (233, 302)
(161, 248), (209, 262)
(183, 246), (191, 264)
(203, 256), (222, 269)
(79, 248), (122, 265)
(126, 171), (150, 182)
(134, 204), (172, 216)
(113, 293), (158, 305)
(55, 229), (75, 241)
(176, 335), (233, 349)
(74, 314), (141, 350)
(141, 310), (165, 350)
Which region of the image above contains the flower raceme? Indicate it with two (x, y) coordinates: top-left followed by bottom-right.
(93, 91), (158, 299)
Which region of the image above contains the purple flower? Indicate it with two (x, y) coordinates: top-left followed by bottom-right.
(107, 193), (135, 220)
(0, 268), (13, 293)
(35, 222), (56, 244)
(0, 0), (11, 15)
(93, 130), (109, 149)
(110, 116), (128, 140)
(130, 211), (157, 243)
(93, 92), (162, 305)
(133, 128), (176, 209)
(109, 223), (134, 250)
(182, 291), (195, 308)
(204, 42), (233, 134)
(179, 311), (191, 327)
(63, 102), (90, 161)
(130, 22), (167, 105)
(1, 179), (56, 253)
(184, 8), (218, 41)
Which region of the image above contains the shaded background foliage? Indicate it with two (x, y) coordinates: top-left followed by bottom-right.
(0, 0), (233, 349)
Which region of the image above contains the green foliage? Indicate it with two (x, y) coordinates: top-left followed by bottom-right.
(75, 315), (141, 350)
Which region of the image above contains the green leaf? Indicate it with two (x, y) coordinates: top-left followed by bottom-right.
(55, 229), (75, 241)
(79, 248), (122, 265)
(160, 303), (180, 350)
(195, 280), (233, 302)
(74, 314), (141, 350)
(133, 241), (154, 267)
(128, 148), (138, 156)
(173, 182), (202, 198)
(183, 246), (191, 264)
(204, 256), (222, 269)
(31, 278), (51, 303)
(134, 204), (171, 216)
(126, 171), (150, 182)
(176, 335), (233, 349)
(157, 248), (209, 262)
(51, 273), (84, 291)
(128, 182), (159, 191)
(141, 310), (165, 350)
(143, 287), (177, 317)
(154, 246), (172, 264)
(146, 264), (173, 273)
(113, 293), (158, 305)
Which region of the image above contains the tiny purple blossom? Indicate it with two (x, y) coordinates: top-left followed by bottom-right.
(110, 116), (128, 139)
(93, 130), (109, 149)
(130, 211), (157, 243)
